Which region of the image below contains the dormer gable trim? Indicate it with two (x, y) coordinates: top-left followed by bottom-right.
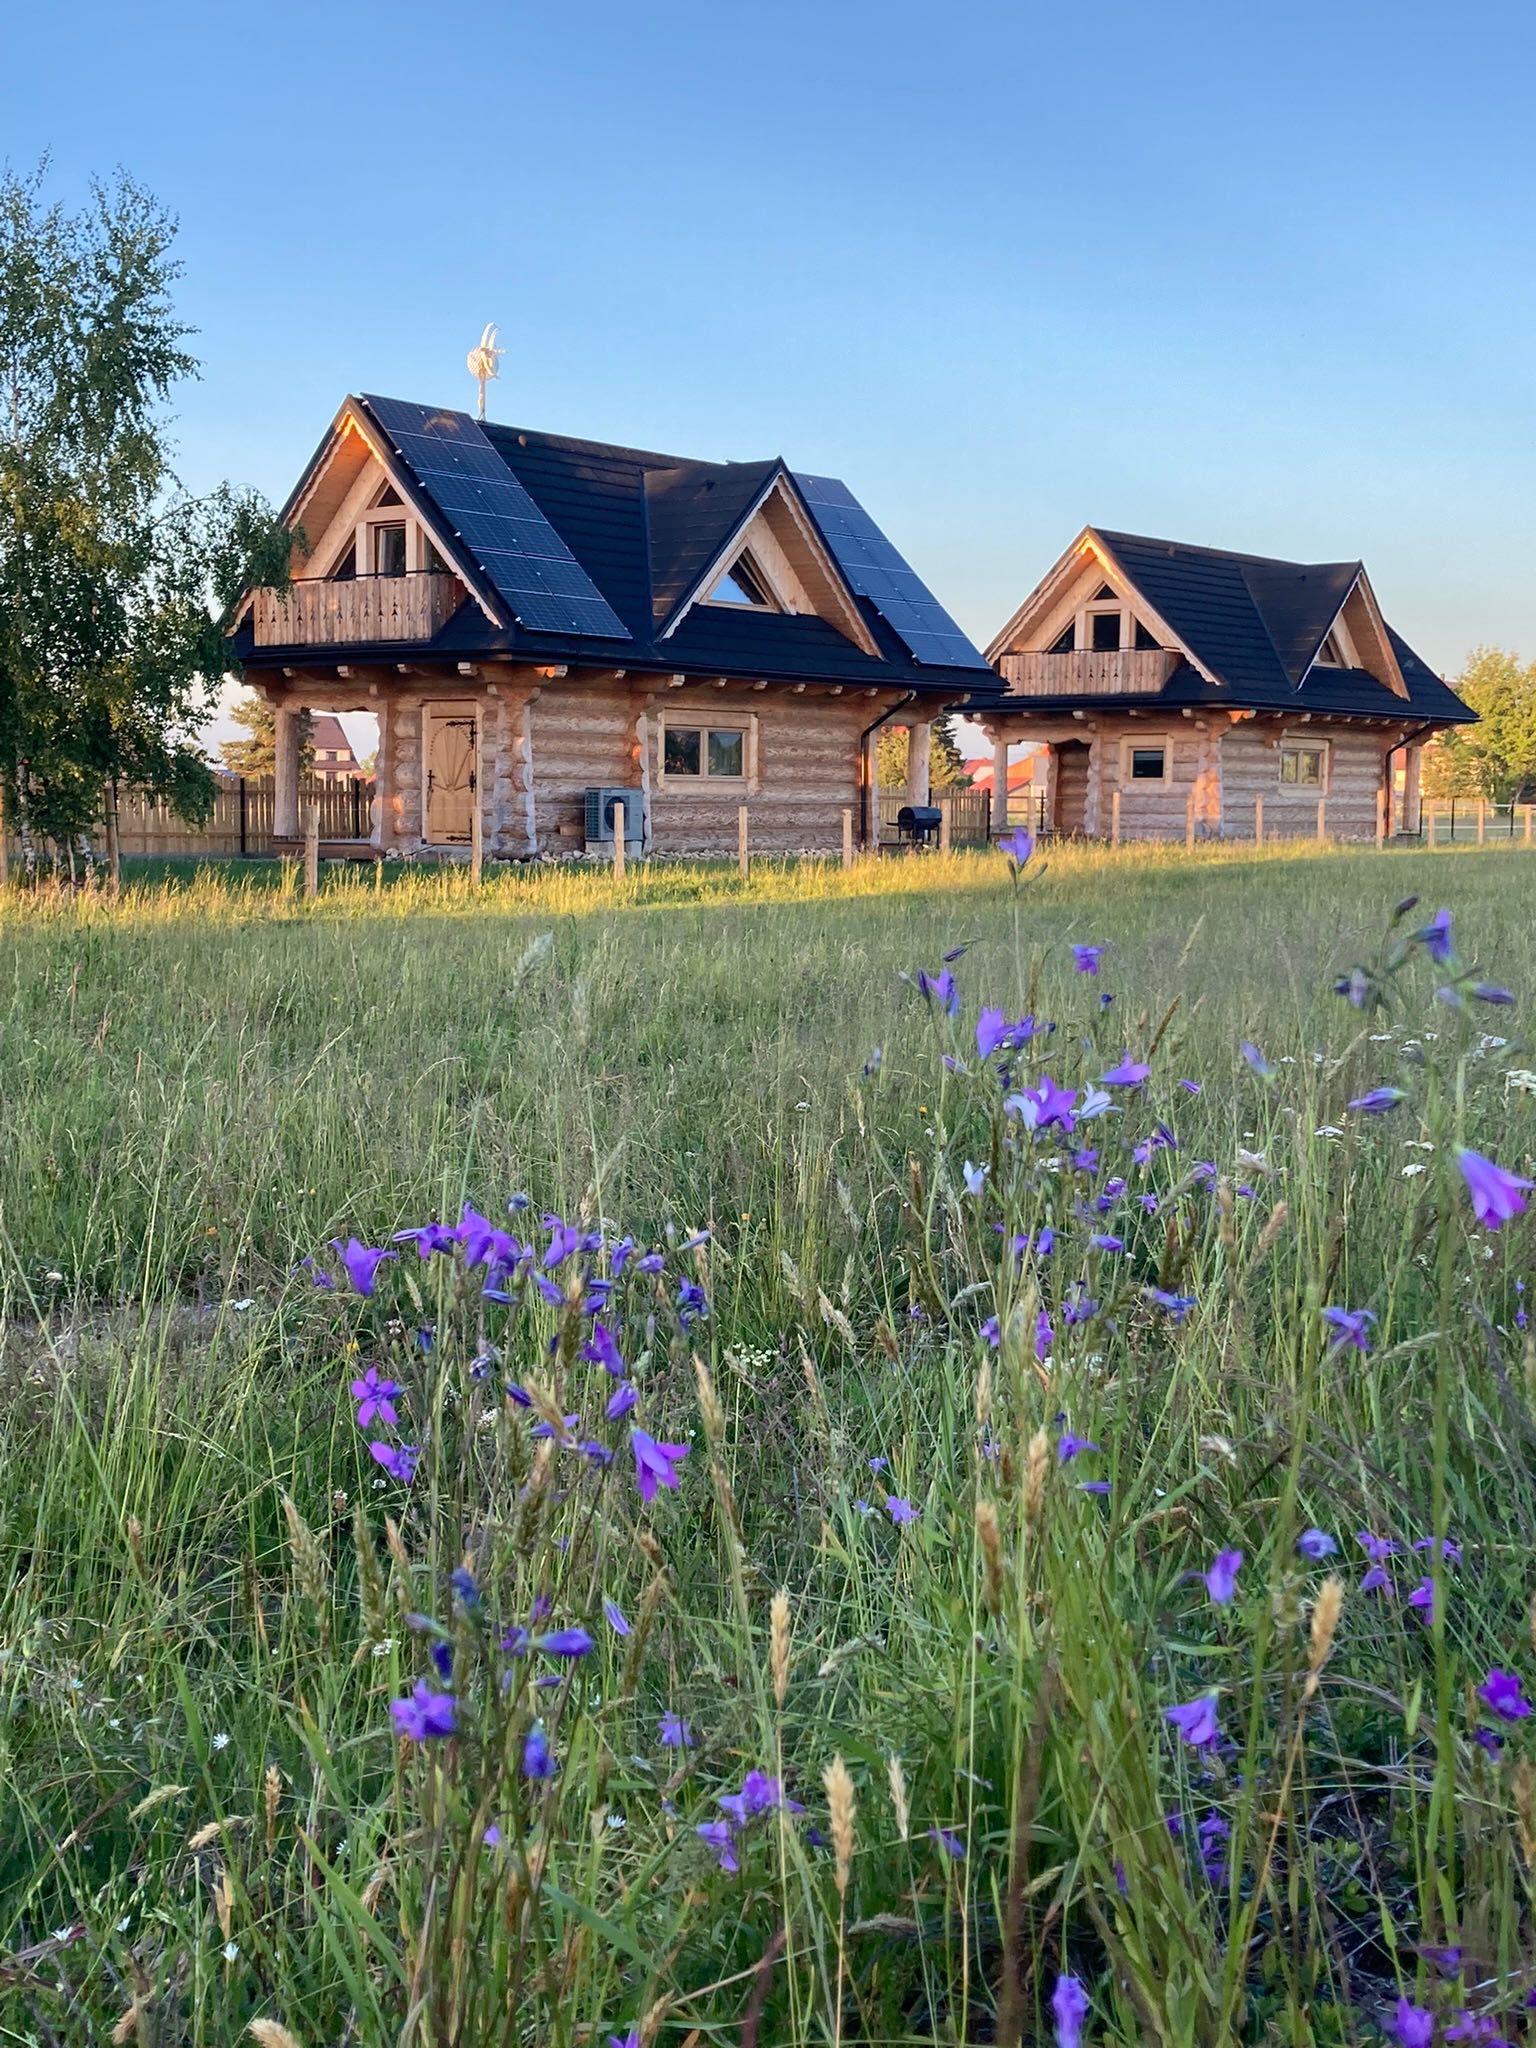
(660, 470), (881, 658)
(1305, 568), (1409, 699)
(985, 527), (1220, 686)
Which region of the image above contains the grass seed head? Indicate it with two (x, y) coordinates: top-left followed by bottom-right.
(248, 2024), (305, 2048)
(770, 1589), (792, 1707)
(886, 1753), (910, 1841)
(1305, 1576), (1345, 1695)
(1024, 1428), (1051, 1525)
(975, 1497), (1004, 1614)
(823, 1754), (856, 1897)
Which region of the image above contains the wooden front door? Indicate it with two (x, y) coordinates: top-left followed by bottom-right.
(1054, 740), (1090, 836)
(425, 707), (477, 844)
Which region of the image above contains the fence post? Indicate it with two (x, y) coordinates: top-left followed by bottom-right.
(470, 780), (483, 886)
(1110, 789), (1121, 848)
(841, 807), (853, 869)
(1254, 794), (1264, 846)
(303, 802), (319, 901)
(1316, 795), (1327, 842)
(1376, 789), (1387, 847)
(1477, 798), (1487, 846)
(612, 800), (626, 881)
(738, 804), (749, 881)
(239, 778), (249, 858)
(939, 799), (951, 854)
(1185, 791), (1196, 852)
(0, 787), (9, 887)
(1526, 805), (1533, 847)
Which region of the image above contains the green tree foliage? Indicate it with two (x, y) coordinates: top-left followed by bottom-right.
(1421, 648), (1536, 802)
(218, 693), (311, 779)
(0, 163), (290, 863)
(876, 713), (970, 791)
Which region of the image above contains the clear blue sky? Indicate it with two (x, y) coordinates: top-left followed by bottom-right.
(5, 0), (1535, 683)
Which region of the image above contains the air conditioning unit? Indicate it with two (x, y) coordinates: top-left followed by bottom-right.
(584, 787), (646, 851)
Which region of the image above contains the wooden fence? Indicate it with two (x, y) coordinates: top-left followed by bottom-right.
(102, 776), (374, 859)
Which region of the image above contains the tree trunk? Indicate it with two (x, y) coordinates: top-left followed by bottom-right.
(104, 779), (121, 893)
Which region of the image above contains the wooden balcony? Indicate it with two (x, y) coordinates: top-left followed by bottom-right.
(999, 649), (1178, 698)
(251, 572), (462, 648)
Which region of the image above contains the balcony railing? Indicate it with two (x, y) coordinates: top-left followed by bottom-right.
(999, 649), (1178, 698)
(251, 572), (462, 647)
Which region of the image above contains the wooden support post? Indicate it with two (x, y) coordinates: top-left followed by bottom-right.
(1525, 805), (1533, 847)
(0, 787), (10, 887)
(302, 802), (319, 901)
(990, 734), (1009, 835)
(1375, 788), (1387, 846)
(374, 852), (384, 892)
(1254, 794), (1264, 846)
(1110, 788), (1121, 848)
(470, 780), (483, 887)
(1477, 798), (1487, 846)
(841, 807), (853, 870)
(1316, 795), (1327, 842)
(612, 800), (626, 881)
(738, 804), (749, 881)
(939, 799), (951, 854)
(1185, 790), (1195, 852)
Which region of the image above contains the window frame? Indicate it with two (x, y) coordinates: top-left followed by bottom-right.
(702, 549), (779, 613)
(1278, 737), (1330, 790)
(1119, 736), (1173, 784)
(657, 715), (757, 787)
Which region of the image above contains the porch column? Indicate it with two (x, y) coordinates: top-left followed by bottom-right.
(1402, 742), (1423, 835)
(905, 719), (932, 807)
(274, 702), (301, 840)
(863, 726), (881, 848)
(991, 731), (1009, 834)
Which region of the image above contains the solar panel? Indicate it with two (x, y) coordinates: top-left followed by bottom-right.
(362, 395), (630, 641)
(793, 473), (988, 669)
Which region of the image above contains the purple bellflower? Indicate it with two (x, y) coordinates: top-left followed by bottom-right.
(630, 1427), (689, 1503)
(659, 1711), (693, 1748)
(1478, 1668), (1534, 1722)
(1322, 1305), (1376, 1353)
(1203, 1548), (1243, 1606)
(1072, 944), (1104, 974)
(1052, 1972), (1090, 2048)
(390, 1681), (457, 1742)
(1457, 1148), (1533, 1231)
(522, 1723), (558, 1780)
(1297, 1528), (1337, 1560)
(1164, 1693), (1222, 1748)
(1101, 1055), (1150, 1087)
(369, 1441), (420, 1484)
(331, 1237), (397, 1297)
(1393, 1998), (1434, 2048)
(1418, 907), (1454, 962)
(350, 1366), (401, 1429)
(1348, 1087), (1406, 1113)
(999, 825), (1035, 868)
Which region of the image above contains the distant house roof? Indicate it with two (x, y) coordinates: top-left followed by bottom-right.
(970, 528), (1473, 725)
(310, 714), (358, 762)
(234, 394), (991, 694)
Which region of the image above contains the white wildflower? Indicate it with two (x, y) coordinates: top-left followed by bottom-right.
(211, 1732), (230, 1751)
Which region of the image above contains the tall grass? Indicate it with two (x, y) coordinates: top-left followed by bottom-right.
(1, 842), (1534, 2044)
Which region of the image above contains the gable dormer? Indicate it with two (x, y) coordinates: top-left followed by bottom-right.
(1309, 571), (1408, 698)
(662, 472), (880, 656)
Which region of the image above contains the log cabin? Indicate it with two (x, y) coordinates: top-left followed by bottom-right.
(227, 394), (994, 859)
(965, 528), (1475, 841)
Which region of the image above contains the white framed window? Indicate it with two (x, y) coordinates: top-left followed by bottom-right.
(659, 718), (754, 783)
(1279, 739), (1329, 788)
(1120, 738), (1172, 783)
(1049, 585), (1162, 654)
(1314, 614), (1359, 668)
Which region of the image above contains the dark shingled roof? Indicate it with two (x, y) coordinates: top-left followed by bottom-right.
(233, 397), (991, 692)
(963, 529), (1473, 724)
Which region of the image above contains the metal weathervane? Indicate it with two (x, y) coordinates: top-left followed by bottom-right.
(466, 323), (503, 420)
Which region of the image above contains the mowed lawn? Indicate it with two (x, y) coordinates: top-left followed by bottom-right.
(4, 841), (1536, 2047)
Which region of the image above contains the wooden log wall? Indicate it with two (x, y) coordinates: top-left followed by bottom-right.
(1219, 723), (1385, 840)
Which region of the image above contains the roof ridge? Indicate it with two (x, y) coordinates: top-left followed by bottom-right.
(1095, 526), (1362, 577)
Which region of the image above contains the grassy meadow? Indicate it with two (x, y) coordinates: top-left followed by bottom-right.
(2, 840), (1536, 2046)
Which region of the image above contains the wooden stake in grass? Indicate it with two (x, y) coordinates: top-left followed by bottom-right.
(1110, 788), (1121, 848)
(939, 800), (951, 853)
(1185, 790), (1196, 851)
(469, 777), (483, 886)
(1316, 795), (1327, 842)
(1477, 797), (1488, 846)
(1376, 787), (1387, 846)
(1254, 793), (1264, 846)
(841, 807), (853, 869)
(302, 803), (319, 901)
(612, 799), (626, 882)
(738, 804), (749, 881)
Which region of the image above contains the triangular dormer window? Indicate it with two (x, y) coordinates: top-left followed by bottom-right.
(1317, 629), (1351, 667)
(706, 552), (776, 609)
